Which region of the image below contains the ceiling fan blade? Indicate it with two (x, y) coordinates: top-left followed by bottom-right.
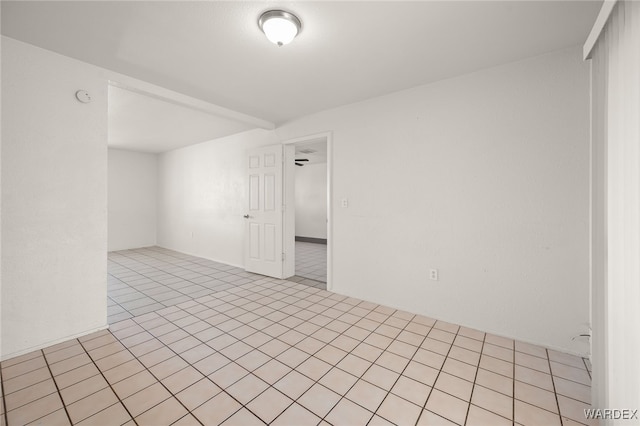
(295, 158), (309, 162)
(295, 163), (303, 166)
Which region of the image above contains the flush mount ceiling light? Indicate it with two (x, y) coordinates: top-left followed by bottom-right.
(258, 10), (302, 47)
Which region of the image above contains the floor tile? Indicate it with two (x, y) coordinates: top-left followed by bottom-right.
(319, 367), (358, 396)
(417, 409), (459, 426)
(515, 380), (558, 413)
(404, 361), (439, 386)
(515, 365), (554, 392)
(75, 402), (131, 425)
(471, 384), (513, 420)
(515, 400), (562, 426)
(548, 350), (586, 369)
(337, 353), (371, 377)
(297, 383), (341, 418)
(274, 370), (315, 400)
(0, 247), (593, 426)
(435, 372), (473, 402)
(376, 393), (423, 425)
(2, 356), (47, 380)
(550, 361), (591, 386)
(271, 402), (321, 425)
(226, 373), (269, 404)
(4, 378), (57, 411)
(516, 351), (551, 374)
(121, 382), (170, 418)
(175, 379), (221, 411)
(479, 354), (513, 379)
(67, 387), (119, 424)
(553, 376), (591, 404)
(111, 370), (158, 400)
(161, 366), (204, 394)
(466, 404), (512, 426)
(246, 387), (293, 423)
(425, 389), (469, 425)
(326, 398), (374, 425)
(3, 367), (51, 395)
(557, 395), (597, 425)
(254, 359), (292, 384)
(59, 374), (109, 405)
(192, 392), (241, 425)
(475, 367), (513, 397)
(345, 379), (387, 412)
(208, 362), (249, 388)
(6, 393), (64, 425)
(482, 343), (513, 362)
(391, 375), (432, 407)
(135, 396), (188, 426)
(220, 407), (264, 426)
(52, 363), (101, 390)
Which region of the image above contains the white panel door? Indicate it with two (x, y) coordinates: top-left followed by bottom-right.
(244, 144), (283, 278)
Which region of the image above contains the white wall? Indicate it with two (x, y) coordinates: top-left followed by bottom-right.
(295, 163), (327, 239)
(157, 129), (279, 267)
(277, 47), (590, 354)
(1, 37), (108, 359)
(108, 149), (158, 251)
(589, 0), (640, 414)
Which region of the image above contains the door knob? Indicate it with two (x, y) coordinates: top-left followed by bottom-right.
(243, 214), (250, 219)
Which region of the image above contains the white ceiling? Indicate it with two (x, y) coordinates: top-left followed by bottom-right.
(108, 85), (255, 153)
(2, 1), (601, 128)
(295, 139), (328, 165)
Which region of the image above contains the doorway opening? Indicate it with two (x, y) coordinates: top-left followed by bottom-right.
(283, 133), (332, 291)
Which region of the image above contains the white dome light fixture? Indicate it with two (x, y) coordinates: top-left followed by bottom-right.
(258, 10), (302, 47)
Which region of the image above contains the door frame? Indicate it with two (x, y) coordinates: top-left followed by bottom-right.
(282, 132), (333, 291)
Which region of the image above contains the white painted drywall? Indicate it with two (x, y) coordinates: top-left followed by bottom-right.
(1, 37), (108, 359)
(277, 47), (590, 355)
(589, 0), (640, 413)
(157, 129), (280, 267)
(295, 163), (328, 239)
(108, 149), (158, 251)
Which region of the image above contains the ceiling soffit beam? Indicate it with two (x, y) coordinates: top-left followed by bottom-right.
(108, 76), (275, 131)
(584, 0), (618, 60)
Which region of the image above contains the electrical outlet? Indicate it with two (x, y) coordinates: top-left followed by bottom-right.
(341, 198), (349, 208)
(429, 269), (439, 281)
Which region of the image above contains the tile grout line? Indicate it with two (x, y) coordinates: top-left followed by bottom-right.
(113, 246), (324, 295)
(110, 297), (303, 425)
(114, 252), (591, 425)
(361, 314), (434, 425)
(463, 332), (488, 426)
(247, 287), (478, 424)
(40, 349), (74, 426)
(161, 284), (402, 424)
(212, 283), (362, 423)
(74, 338), (141, 426)
(513, 341), (516, 426)
(6, 247), (591, 425)
(547, 348), (564, 426)
(90, 330), (204, 426)
(582, 357), (592, 380)
(187, 282), (347, 421)
(313, 308), (412, 424)
(108, 255), (292, 322)
(414, 326), (464, 426)
(0, 363), (8, 426)
(120, 258), (584, 424)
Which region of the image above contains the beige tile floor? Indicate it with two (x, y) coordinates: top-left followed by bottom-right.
(1, 251), (594, 426)
(107, 247), (325, 324)
(295, 242), (327, 283)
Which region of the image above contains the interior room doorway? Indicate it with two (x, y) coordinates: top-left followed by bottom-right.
(283, 133), (332, 290)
